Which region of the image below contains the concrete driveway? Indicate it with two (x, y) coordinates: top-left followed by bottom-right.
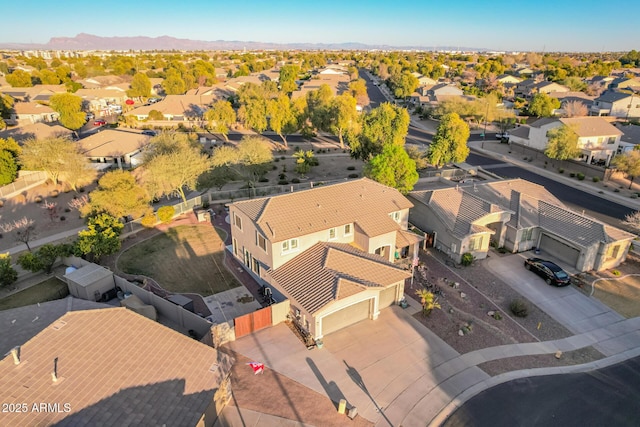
(485, 254), (624, 345)
(226, 305), (489, 426)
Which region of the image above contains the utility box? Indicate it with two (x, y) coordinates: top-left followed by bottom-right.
(167, 294), (195, 313)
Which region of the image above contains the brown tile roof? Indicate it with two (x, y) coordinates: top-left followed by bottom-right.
(396, 229), (425, 248)
(233, 178), (414, 242)
(0, 122), (71, 142)
(268, 242), (410, 314)
(0, 308), (232, 426)
(79, 129), (150, 158)
(128, 94), (215, 117)
(559, 117), (623, 137)
(13, 101), (55, 115)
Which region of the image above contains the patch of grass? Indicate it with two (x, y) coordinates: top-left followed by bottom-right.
(593, 276), (640, 318)
(0, 277), (69, 311)
(118, 225), (240, 296)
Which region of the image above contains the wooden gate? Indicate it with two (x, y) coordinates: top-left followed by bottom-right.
(234, 306), (272, 338)
(424, 232), (435, 248)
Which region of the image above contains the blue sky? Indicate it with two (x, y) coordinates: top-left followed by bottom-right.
(2, 0), (636, 52)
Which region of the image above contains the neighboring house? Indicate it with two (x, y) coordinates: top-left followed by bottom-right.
(416, 75), (437, 86)
(533, 81), (570, 95)
(590, 90), (640, 118)
(1, 85), (66, 102)
(408, 179), (634, 271)
(608, 77), (640, 92)
(0, 307), (232, 427)
(79, 129), (151, 167)
(548, 91), (595, 116)
(127, 94), (215, 121)
(8, 101), (59, 125)
(427, 83), (463, 98)
(618, 123), (640, 153)
(496, 74), (521, 85)
(0, 122), (72, 142)
(75, 88), (128, 115)
(291, 73), (351, 101)
(510, 117), (622, 165)
(228, 178), (421, 339)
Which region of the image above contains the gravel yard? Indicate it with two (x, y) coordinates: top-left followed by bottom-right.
(408, 249), (605, 374)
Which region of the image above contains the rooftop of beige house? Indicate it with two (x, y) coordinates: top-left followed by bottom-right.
(13, 101), (56, 115)
(232, 178), (414, 243)
(75, 87), (128, 100)
(0, 307), (232, 426)
(559, 117), (623, 137)
(0, 122), (71, 142)
(128, 94), (215, 116)
(79, 129), (150, 158)
(269, 242), (410, 314)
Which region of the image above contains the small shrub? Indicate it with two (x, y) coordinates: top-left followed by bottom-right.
(631, 194), (638, 199)
(611, 269), (621, 276)
(577, 173), (585, 180)
(274, 158), (280, 162)
(528, 158), (533, 162)
(79, 187), (85, 193)
(272, 165), (278, 170)
(592, 176), (600, 183)
(141, 214), (157, 228)
(64, 207), (71, 213)
(510, 299), (529, 317)
(569, 172), (576, 178)
(599, 191), (604, 194)
(157, 205), (175, 224)
(291, 178), (300, 184)
(614, 188), (620, 193)
(347, 173), (359, 179)
(523, 157), (528, 161)
(34, 195), (43, 203)
(279, 173), (287, 180)
(347, 166), (356, 171)
(461, 252), (474, 266)
(280, 156), (285, 160)
(493, 312), (503, 320)
(60, 216), (66, 221)
(278, 180), (289, 185)
(258, 177), (269, 183)
(558, 168), (564, 174)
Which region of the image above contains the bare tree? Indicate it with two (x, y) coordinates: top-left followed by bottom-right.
(12, 217), (37, 252)
(623, 211), (640, 230)
(563, 100), (588, 117)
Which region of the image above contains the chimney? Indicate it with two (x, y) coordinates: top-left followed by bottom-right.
(10, 347), (20, 365)
(51, 357), (58, 383)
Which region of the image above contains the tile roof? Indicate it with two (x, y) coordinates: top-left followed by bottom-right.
(232, 178), (413, 242)
(396, 229), (425, 248)
(268, 242), (410, 314)
(0, 307), (232, 426)
(509, 125), (530, 139)
(596, 90), (632, 103)
(128, 94), (215, 117)
(0, 122), (72, 142)
(529, 117), (558, 128)
(559, 117), (622, 137)
(79, 129), (150, 158)
(13, 101), (55, 115)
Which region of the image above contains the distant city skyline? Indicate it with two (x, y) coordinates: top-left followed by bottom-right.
(2, 0), (637, 52)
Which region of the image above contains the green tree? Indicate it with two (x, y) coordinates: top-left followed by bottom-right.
(349, 78), (370, 106)
(157, 206), (175, 224)
(405, 145), (429, 170)
(127, 72), (152, 99)
(162, 69), (187, 95)
(544, 124), (581, 166)
(306, 84), (334, 133)
(211, 136), (273, 187)
(268, 94), (298, 147)
(364, 144), (418, 194)
(6, 70), (33, 87)
(427, 112), (470, 167)
(528, 92), (561, 118)
(204, 100), (236, 142)
(142, 133), (211, 203)
(279, 64), (300, 94)
(0, 93), (15, 129)
(0, 252), (18, 290)
(38, 69), (61, 85)
(75, 214), (124, 262)
(17, 243), (61, 274)
(293, 150), (317, 177)
(329, 93), (358, 149)
(20, 136), (90, 187)
(197, 165), (236, 191)
(350, 103), (410, 160)
(390, 71), (419, 99)
(82, 170), (151, 219)
(612, 149), (640, 189)
(49, 93), (85, 130)
(0, 150), (18, 185)
(148, 110), (165, 120)
(415, 288), (441, 316)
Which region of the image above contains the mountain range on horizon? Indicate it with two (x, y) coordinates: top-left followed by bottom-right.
(0, 33), (490, 52)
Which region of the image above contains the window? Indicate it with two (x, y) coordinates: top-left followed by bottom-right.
(328, 228), (337, 240)
(233, 213), (242, 230)
(520, 228), (533, 242)
(344, 224), (352, 236)
(389, 211), (401, 223)
(252, 257), (261, 275)
(232, 238), (238, 257)
(609, 245), (620, 259)
(608, 137), (616, 145)
(468, 236), (483, 251)
(282, 238), (299, 254)
(256, 232), (267, 252)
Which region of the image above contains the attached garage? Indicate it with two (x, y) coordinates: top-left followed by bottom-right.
(321, 299), (372, 336)
(539, 234), (580, 267)
(379, 285), (398, 309)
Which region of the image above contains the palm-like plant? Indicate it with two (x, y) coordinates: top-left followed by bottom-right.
(415, 288), (441, 316)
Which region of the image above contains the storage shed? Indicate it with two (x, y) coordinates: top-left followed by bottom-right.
(64, 263), (115, 302)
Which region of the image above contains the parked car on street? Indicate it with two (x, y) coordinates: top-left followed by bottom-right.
(94, 119), (107, 126)
(142, 130), (157, 136)
(524, 257), (571, 286)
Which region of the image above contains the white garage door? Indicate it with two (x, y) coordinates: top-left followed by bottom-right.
(539, 234), (580, 267)
(379, 285), (398, 309)
(321, 299), (371, 336)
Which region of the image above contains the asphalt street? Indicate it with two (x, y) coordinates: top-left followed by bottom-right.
(441, 356), (640, 427)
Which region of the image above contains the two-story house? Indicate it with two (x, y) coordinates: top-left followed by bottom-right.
(509, 117), (622, 166)
(590, 90), (640, 119)
(229, 178), (422, 339)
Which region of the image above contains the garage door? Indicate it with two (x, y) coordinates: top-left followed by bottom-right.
(321, 299), (371, 336)
(539, 234), (580, 266)
(379, 285), (398, 309)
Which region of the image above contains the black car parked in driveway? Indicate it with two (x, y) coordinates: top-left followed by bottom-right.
(524, 257), (571, 286)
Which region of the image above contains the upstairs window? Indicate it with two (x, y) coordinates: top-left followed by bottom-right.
(282, 239), (299, 254)
(256, 232), (267, 252)
(389, 211), (401, 223)
(234, 213), (242, 230)
(344, 224), (352, 236)
(329, 228), (337, 240)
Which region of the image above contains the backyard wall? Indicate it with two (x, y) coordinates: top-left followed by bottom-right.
(509, 143), (606, 180)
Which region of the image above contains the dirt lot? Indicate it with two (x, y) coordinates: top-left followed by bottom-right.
(409, 249), (604, 376)
(116, 224), (239, 297)
(582, 253), (640, 318)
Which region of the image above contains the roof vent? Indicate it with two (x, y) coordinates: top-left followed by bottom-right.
(52, 320), (67, 330)
(10, 346), (20, 365)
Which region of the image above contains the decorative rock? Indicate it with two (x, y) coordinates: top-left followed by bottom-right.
(460, 292), (467, 299)
(453, 282), (460, 289)
(555, 351), (563, 359)
(487, 311), (495, 316)
(458, 329), (464, 336)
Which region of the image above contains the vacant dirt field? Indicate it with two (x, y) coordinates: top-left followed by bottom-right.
(585, 254), (640, 318)
(117, 224), (239, 297)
